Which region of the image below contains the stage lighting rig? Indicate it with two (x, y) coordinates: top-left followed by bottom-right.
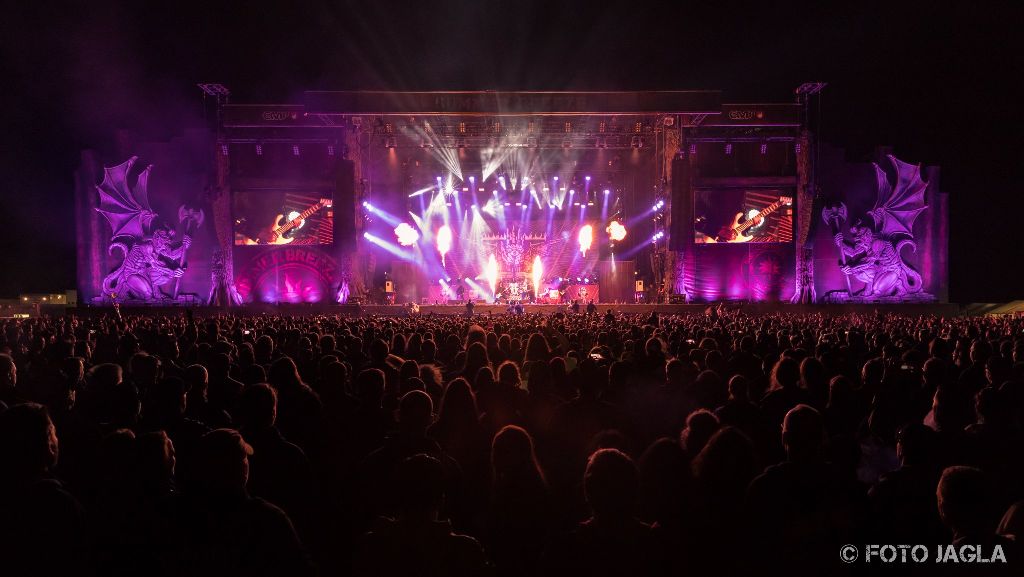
(197, 83), (230, 98)
(795, 82), (827, 96)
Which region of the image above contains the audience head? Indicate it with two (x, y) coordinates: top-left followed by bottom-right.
(195, 429), (253, 493)
(0, 353), (17, 387)
(782, 404), (824, 462)
(770, 357), (800, 390)
(584, 448), (639, 521)
(491, 425), (543, 482)
(398, 390), (433, 435)
(437, 378), (478, 426)
(235, 383), (277, 430)
(895, 423), (938, 467)
(0, 403), (58, 478)
(937, 466), (999, 539)
(680, 408), (720, 455)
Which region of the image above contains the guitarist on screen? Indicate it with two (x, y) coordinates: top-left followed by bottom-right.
(700, 195), (792, 243)
(238, 198), (332, 245)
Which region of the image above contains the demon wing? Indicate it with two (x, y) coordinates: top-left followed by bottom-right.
(95, 156), (158, 242)
(867, 155), (928, 239)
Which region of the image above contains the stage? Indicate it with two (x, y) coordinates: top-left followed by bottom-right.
(66, 301), (964, 318)
(74, 91), (948, 310)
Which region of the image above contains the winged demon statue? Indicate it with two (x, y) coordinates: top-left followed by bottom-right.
(97, 157), (193, 301)
(829, 155), (926, 298)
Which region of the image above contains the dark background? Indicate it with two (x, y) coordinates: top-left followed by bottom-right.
(1, 0), (1020, 301)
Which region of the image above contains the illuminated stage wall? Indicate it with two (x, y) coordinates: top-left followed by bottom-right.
(671, 143), (947, 303)
(75, 136), (355, 306)
(75, 108), (945, 306)
(228, 143), (354, 304)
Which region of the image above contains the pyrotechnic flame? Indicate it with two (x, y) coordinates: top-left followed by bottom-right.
(606, 220), (627, 242)
(437, 225), (453, 265)
(394, 223), (420, 246)
(486, 254), (499, 298)
(578, 224), (594, 256)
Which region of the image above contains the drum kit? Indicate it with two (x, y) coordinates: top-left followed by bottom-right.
(495, 280), (529, 303)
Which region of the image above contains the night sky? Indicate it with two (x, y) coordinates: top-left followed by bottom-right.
(2, 1), (1020, 301)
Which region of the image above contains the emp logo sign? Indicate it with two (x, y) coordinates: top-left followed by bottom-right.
(262, 111), (298, 121)
(727, 110), (763, 120)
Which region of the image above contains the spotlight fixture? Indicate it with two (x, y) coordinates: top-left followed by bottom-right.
(255, 144), (263, 156)
(760, 141), (768, 155)
(384, 137), (397, 149)
(795, 142), (802, 154)
(292, 145), (300, 156)
(327, 145), (335, 156)
(562, 137), (571, 148)
(689, 143), (697, 155)
(220, 144), (229, 156)
(631, 136), (644, 149)
(725, 143), (733, 155)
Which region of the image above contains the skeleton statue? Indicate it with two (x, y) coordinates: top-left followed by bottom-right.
(96, 157), (196, 301)
(828, 155), (926, 298)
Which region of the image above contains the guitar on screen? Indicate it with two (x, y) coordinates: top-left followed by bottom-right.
(706, 196), (792, 243)
(242, 198), (332, 245)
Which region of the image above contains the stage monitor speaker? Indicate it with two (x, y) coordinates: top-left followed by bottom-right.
(668, 154), (692, 251)
(635, 280), (645, 292)
(334, 159), (356, 251)
(669, 294), (686, 304)
(384, 280), (394, 293)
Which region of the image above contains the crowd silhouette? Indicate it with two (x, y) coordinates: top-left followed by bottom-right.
(0, 308), (1022, 575)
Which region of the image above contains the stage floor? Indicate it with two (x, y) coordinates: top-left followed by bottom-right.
(66, 301), (965, 317)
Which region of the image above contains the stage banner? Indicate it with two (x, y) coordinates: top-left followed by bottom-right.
(597, 260), (635, 303)
(687, 243), (795, 302)
(233, 246), (339, 304)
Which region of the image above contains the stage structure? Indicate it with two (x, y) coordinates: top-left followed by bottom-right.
(75, 90), (948, 306)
